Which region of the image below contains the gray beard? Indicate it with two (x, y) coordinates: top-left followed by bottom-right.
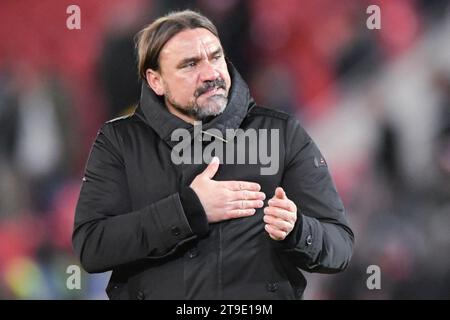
(165, 93), (228, 121)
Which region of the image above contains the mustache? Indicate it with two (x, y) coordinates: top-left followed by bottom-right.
(194, 78), (226, 98)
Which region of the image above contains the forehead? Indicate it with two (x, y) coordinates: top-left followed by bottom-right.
(160, 28), (221, 61)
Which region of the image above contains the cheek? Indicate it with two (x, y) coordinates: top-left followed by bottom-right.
(166, 77), (196, 100)
(225, 73), (232, 90)
(218, 67), (231, 90)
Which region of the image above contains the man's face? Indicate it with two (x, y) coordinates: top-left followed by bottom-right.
(146, 28), (232, 122)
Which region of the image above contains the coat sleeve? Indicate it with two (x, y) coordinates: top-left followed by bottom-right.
(72, 124), (208, 273)
(278, 117), (354, 273)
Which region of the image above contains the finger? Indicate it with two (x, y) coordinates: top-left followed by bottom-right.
(230, 199), (264, 210)
(231, 190), (266, 201)
(275, 187), (286, 199)
(226, 208), (256, 219)
(263, 214), (293, 233)
(225, 181), (261, 192)
(268, 198), (297, 212)
(202, 157), (220, 179)
(265, 224), (287, 241)
(264, 206), (297, 223)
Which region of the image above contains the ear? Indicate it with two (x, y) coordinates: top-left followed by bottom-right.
(145, 69), (164, 96)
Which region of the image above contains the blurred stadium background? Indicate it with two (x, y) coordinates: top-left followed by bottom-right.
(0, 0), (449, 299)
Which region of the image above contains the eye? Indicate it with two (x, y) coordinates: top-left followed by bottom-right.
(184, 61), (196, 68)
(213, 54), (222, 61)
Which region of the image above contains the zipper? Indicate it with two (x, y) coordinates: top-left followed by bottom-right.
(218, 223), (223, 299)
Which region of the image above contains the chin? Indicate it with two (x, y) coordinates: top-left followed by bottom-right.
(207, 102), (227, 115)
(199, 96), (227, 113)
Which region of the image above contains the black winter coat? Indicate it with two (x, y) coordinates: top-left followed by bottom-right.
(72, 64), (354, 300)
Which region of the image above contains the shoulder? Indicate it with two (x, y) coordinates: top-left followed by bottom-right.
(101, 111), (145, 135)
(97, 112), (145, 149)
(247, 105), (306, 135)
(246, 105), (312, 153)
(247, 105), (291, 121)
(104, 113), (140, 128)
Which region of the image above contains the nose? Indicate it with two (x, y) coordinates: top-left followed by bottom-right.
(199, 61), (220, 82)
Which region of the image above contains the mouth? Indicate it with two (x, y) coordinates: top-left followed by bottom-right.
(199, 87), (225, 98)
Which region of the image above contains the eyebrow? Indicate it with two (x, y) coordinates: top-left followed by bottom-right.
(177, 47), (224, 68)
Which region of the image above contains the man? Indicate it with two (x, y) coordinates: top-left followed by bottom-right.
(72, 10), (354, 300)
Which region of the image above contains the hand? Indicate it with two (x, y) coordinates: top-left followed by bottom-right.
(263, 187), (297, 241)
(190, 157), (266, 223)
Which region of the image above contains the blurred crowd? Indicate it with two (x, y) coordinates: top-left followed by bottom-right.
(0, 0), (449, 299)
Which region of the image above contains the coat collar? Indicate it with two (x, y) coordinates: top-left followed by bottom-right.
(134, 61), (254, 147)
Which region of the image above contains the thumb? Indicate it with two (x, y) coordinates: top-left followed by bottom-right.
(203, 157), (220, 179)
(275, 187), (286, 199)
